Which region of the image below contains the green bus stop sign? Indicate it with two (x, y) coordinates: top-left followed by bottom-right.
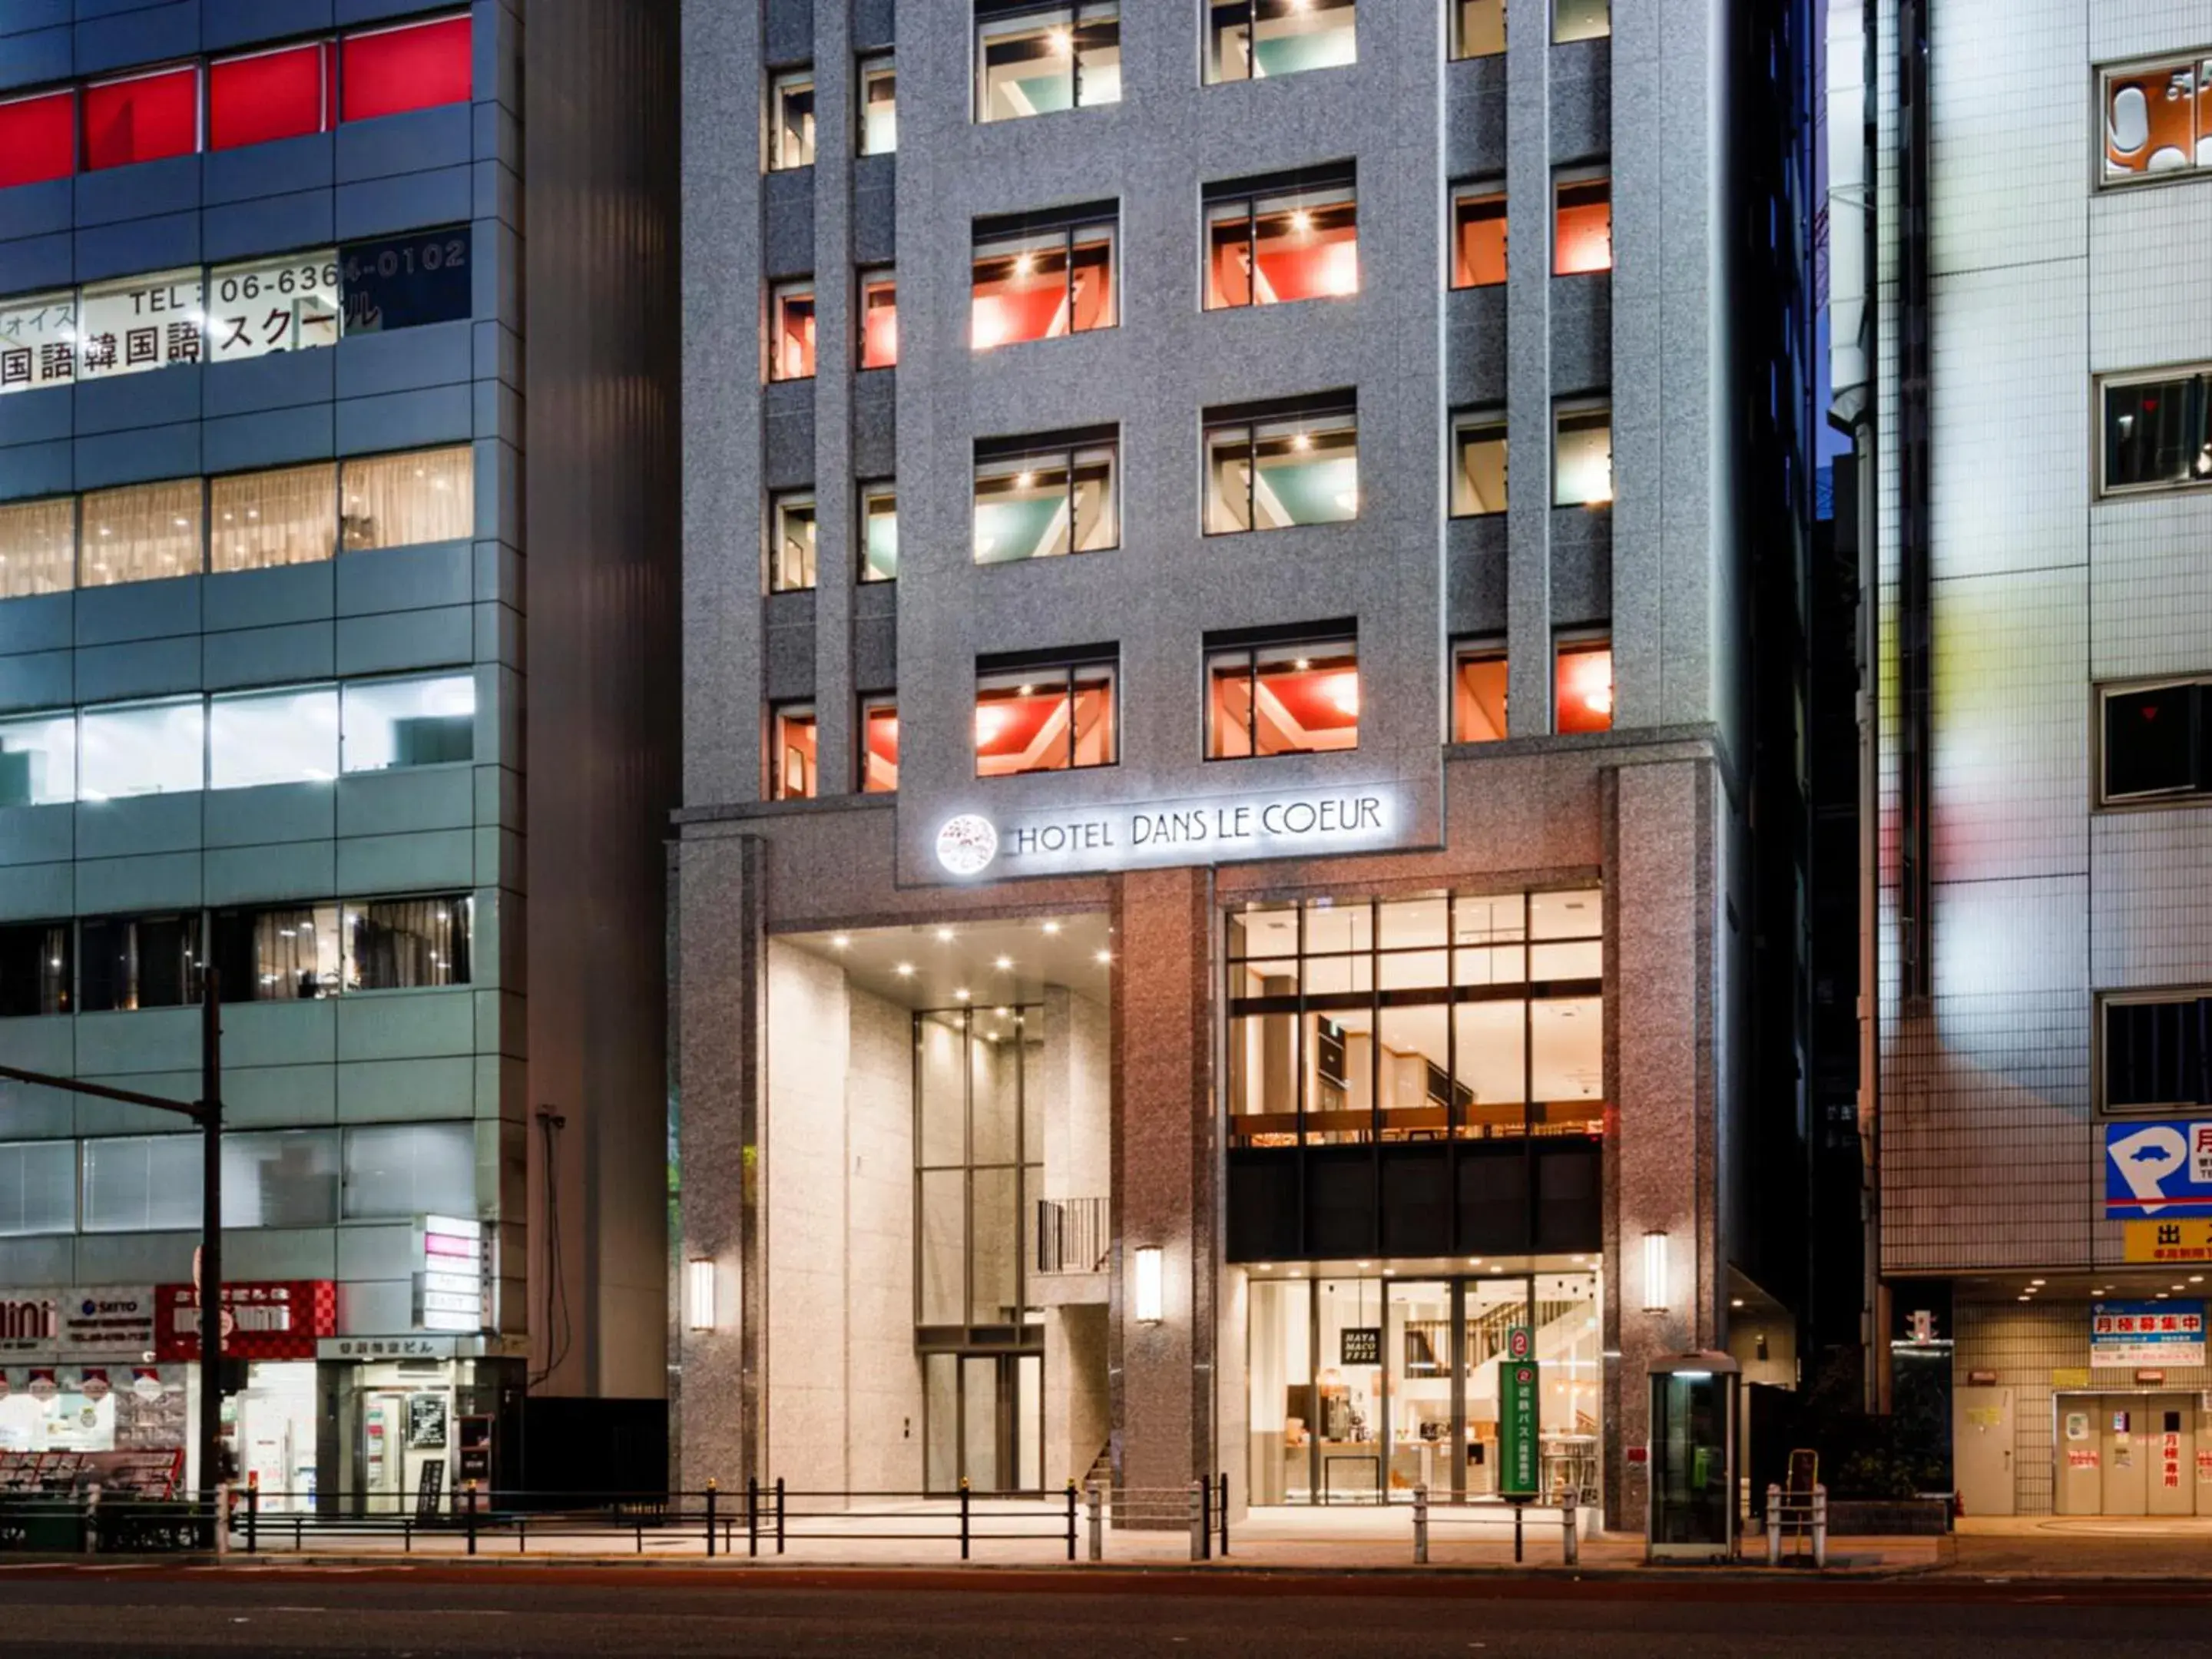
(1499, 1327), (1540, 1498)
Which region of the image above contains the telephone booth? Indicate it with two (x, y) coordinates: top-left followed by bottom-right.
(1646, 1352), (1739, 1561)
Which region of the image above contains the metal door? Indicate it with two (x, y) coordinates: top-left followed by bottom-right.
(2101, 1402), (2147, 1515)
(2148, 1396), (2194, 1517)
(2055, 1396), (2101, 1515)
(1952, 1386), (2014, 1517)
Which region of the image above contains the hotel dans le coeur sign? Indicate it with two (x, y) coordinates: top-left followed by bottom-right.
(934, 784), (1404, 879)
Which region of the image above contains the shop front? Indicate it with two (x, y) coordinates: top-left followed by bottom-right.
(0, 1286), (189, 1497)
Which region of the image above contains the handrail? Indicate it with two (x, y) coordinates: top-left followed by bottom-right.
(1035, 1195), (1109, 1273)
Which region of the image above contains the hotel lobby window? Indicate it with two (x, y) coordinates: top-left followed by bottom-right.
(1553, 0), (1608, 41)
(768, 491), (816, 592)
(1205, 0), (1357, 84)
(1226, 889), (1604, 1147)
(859, 270), (899, 369)
(770, 281), (816, 381)
(861, 694), (899, 793)
(1450, 410), (1508, 516)
(1554, 633), (1613, 733)
(1552, 399), (1612, 506)
(1452, 641), (1508, 742)
(1452, 0), (1505, 58)
(861, 481), (899, 581)
(0, 496), (75, 599)
(2101, 369), (2212, 496)
(1205, 397), (1358, 533)
(1451, 184), (1507, 288)
(972, 203), (1118, 350)
(974, 429), (1119, 563)
(1553, 169), (1611, 274)
(80, 479), (201, 587)
(859, 55), (897, 154)
(770, 703), (818, 800)
(976, 2), (1121, 122)
(769, 68), (815, 170)
(1207, 629), (1359, 759)
(975, 651), (1118, 776)
(1205, 166), (1359, 309)
(213, 462), (339, 572)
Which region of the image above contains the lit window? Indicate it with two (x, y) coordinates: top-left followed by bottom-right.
(1204, 397), (1358, 534)
(1553, 170), (1611, 274)
(861, 482), (899, 581)
(770, 280), (816, 380)
(209, 686), (339, 790)
(342, 15), (473, 123)
(339, 446), (475, 551)
(972, 204), (1118, 349)
(0, 286), (81, 396)
(210, 43), (332, 150)
(2103, 56), (2212, 185)
(0, 922), (71, 1018)
(1451, 184), (1508, 288)
(344, 896), (472, 992)
(1452, 642), (1508, 743)
(1553, 0), (1608, 43)
(1207, 632), (1359, 759)
(211, 462), (339, 573)
(342, 674), (476, 772)
(1450, 410), (1508, 516)
(0, 712), (76, 807)
(2103, 990), (2212, 1111)
(771, 704), (818, 800)
(0, 91), (76, 189)
(1205, 167), (1359, 309)
(975, 654), (1117, 776)
(1554, 634), (1613, 733)
(1452, 0), (1505, 59)
(77, 267), (204, 382)
(79, 698), (206, 799)
(2101, 679), (2212, 804)
(0, 497), (76, 599)
(977, 3), (1121, 122)
(1552, 399), (1612, 506)
(83, 65), (198, 171)
(769, 491), (817, 592)
(208, 250), (342, 361)
(770, 68), (816, 170)
(974, 429), (1119, 563)
(859, 270), (899, 369)
(861, 694), (899, 793)
(78, 479), (202, 588)
(860, 56), (897, 154)
(211, 903), (342, 1003)
(2101, 369), (2212, 495)
(1205, 0), (1357, 85)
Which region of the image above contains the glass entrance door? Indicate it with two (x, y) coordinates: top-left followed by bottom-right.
(923, 1351), (1042, 1494)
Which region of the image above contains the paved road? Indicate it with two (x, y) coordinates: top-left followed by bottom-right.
(0, 1568), (2200, 1657)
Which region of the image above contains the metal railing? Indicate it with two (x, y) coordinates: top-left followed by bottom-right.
(1764, 1482), (1828, 1568)
(0, 1490), (219, 1555)
(1034, 1196), (1109, 1274)
(1410, 1488), (1580, 1565)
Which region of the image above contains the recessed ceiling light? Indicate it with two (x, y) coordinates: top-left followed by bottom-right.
(995, 955), (1013, 971)
(2030, 1279), (2045, 1286)
(1356, 1261), (1371, 1270)
(831, 934), (851, 949)
(2193, 1277), (2204, 1284)
(1043, 921), (1062, 935)
(1257, 1264), (1273, 1272)
(994, 1006), (1010, 1017)
(896, 962), (915, 976)
(1468, 1258), (1481, 1267)
(954, 988), (970, 1001)
(936, 928), (955, 943)
(1730, 1297), (1744, 1309)
(1094, 949), (1113, 965)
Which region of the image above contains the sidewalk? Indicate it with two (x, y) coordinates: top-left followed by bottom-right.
(1949, 1515), (2212, 1581)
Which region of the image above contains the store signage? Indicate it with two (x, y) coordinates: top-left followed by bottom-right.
(2105, 1121), (2212, 1219)
(154, 1280), (336, 1362)
(0, 1296), (58, 1353)
(2137, 1369), (2167, 1386)
(1500, 1339), (1540, 1498)
(320, 1336), (458, 1361)
(0, 290), (78, 393)
(0, 1288), (157, 1356)
(933, 784), (1405, 879)
(2090, 1300), (2207, 1369)
(1967, 1369), (1998, 1386)
(1339, 1326), (1382, 1366)
(76, 268), (204, 382)
(207, 250), (342, 362)
(414, 1215), (490, 1335)
(2124, 1219), (2212, 1263)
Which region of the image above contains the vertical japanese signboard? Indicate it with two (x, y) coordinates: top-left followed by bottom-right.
(1500, 1325), (1539, 1498)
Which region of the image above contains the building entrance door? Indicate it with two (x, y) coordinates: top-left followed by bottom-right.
(1951, 1386), (2014, 1517)
(923, 1351), (1041, 1495)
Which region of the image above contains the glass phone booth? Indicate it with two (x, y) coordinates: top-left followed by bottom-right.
(1646, 1353), (1738, 1561)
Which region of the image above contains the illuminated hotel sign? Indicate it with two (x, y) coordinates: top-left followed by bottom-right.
(935, 785), (1403, 878)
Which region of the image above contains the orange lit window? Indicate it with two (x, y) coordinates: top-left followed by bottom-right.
(1207, 634), (1359, 759)
(975, 656), (1117, 776)
(770, 280), (815, 380)
(859, 271), (898, 368)
(84, 66), (199, 171)
(1206, 172), (1358, 309)
(1554, 637), (1612, 734)
(1453, 644), (1508, 742)
(972, 208), (1117, 350)
(861, 695), (899, 793)
(771, 704), (817, 800)
(1553, 172), (1611, 275)
(1452, 186), (1506, 289)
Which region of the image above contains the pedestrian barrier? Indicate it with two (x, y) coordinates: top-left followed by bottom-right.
(1410, 1488), (1578, 1565)
(1764, 1481), (1828, 1568)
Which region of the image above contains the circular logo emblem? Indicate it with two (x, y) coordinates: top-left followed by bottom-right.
(935, 814), (999, 876)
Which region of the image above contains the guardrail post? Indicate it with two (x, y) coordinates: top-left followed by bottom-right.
(464, 1481), (478, 1558)
(1562, 1494), (1578, 1566)
(1767, 1483), (1782, 1566)
(82, 1483), (99, 1557)
(246, 1482), (259, 1556)
(215, 1482), (232, 1558)
(1512, 1498), (1524, 1565)
(775, 1477), (786, 1556)
(747, 1476), (759, 1558)
(1064, 1481), (1076, 1563)
(1811, 1484), (1827, 1570)
(705, 1479), (717, 1558)
(1218, 1472), (1230, 1559)
(1200, 1472), (1213, 1561)
(1086, 1482), (1103, 1562)
(1187, 1481), (1204, 1562)
(959, 1478), (971, 1562)
(1412, 1484), (1429, 1565)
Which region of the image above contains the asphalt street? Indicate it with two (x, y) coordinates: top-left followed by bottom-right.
(0, 1568), (2202, 1657)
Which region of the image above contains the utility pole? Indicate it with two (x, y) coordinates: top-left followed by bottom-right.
(0, 968), (222, 1508)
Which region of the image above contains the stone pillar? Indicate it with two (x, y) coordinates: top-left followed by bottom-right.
(673, 831), (767, 1492)
(1603, 759), (1723, 1532)
(1109, 866), (1216, 1516)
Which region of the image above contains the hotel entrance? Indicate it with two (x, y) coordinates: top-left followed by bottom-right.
(1246, 1266), (1600, 1505)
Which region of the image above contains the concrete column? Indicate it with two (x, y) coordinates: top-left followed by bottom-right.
(1109, 866), (1217, 1515)
(811, 2), (857, 790)
(1602, 758), (1724, 1531)
(1504, 0), (1555, 734)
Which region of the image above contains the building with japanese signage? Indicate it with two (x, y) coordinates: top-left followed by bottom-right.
(0, 2), (677, 1505)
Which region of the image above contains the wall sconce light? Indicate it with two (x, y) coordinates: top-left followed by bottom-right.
(1641, 1230), (1669, 1313)
(687, 1258), (717, 1331)
(1133, 1247), (1164, 1324)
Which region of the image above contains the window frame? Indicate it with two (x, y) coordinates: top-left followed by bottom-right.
(970, 201), (1121, 351)
(1551, 394), (1614, 508)
(860, 691), (899, 794)
(0, 88), (78, 190)
(207, 40), (333, 152)
(1449, 406), (1508, 518)
(1552, 629), (1614, 735)
(1551, 0), (1609, 44)
(858, 53), (897, 154)
(1202, 163), (1359, 311)
(770, 700), (820, 800)
(974, 1), (1123, 124)
(1202, 394), (1359, 536)
(974, 649), (1120, 777)
(859, 478), (898, 582)
(81, 61), (202, 173)
(2098, 364), (2212, 498)
(858, 267), (899, 369)
(1450, 0), (1506, 61)
(767, 65), (816, 171)
(2097, 986), (2212, 1116)
(1203, 0), (1359, 87)
(2096, 675), (2212, 809)
(1449, 180), (1508, 290)
(1451, 637), (1509, 744)
(767, 488), (818, 594)
(1204, 626), (1361, 761)
(1551, 164), (1612, 276)
(972, 426), (1121, 564)
(2097, 51), (2212, 190)
(767, 279), (816, 382)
